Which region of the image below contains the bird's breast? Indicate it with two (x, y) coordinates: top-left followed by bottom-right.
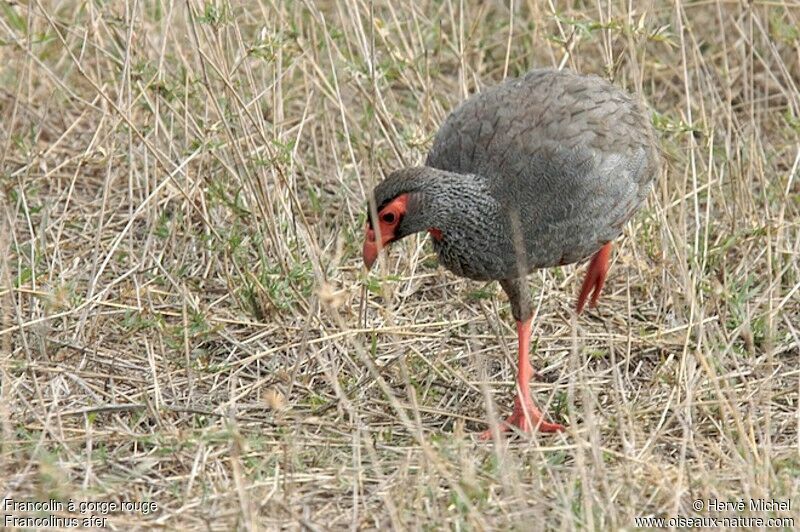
(431, 227), (516, 281)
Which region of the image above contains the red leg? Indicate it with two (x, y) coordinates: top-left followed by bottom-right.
(576, 242), (613, 314)
(480, 318), (565, 439)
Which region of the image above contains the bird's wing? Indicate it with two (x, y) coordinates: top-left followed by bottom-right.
(426, 69), (658, 267)
(427, 69), (655, 193)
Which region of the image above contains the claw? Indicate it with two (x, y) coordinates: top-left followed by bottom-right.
(479, 396), (565, 440)
(576, 242), (613, 314)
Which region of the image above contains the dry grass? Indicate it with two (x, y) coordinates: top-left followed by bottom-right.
(1, 0), (799, 529)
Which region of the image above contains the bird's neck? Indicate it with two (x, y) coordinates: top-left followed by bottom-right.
(402, 167), (499, 236)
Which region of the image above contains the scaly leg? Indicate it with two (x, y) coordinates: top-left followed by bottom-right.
(480, 317), (565, 439)
(576, 242), (613, 314)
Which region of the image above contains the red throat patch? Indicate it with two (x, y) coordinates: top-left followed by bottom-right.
(427, 227), (443, 241)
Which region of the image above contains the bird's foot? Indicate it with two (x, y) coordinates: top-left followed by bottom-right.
(576, 242), (613, 314)
(479, 396), (565, 440)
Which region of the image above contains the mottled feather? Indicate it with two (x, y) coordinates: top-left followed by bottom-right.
(425, 69), (658, 274)
(368, 68), (659, 283)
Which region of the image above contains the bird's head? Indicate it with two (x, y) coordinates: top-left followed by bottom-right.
(362, 167), (439, 270)
(362, 193), (409, 269)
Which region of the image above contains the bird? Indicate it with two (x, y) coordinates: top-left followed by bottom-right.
(362, 68), (659, 438)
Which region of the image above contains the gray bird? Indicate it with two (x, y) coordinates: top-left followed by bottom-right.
(363, 68), (659, 438)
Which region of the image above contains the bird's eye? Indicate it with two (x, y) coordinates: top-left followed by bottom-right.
(382, 212), (396, 224)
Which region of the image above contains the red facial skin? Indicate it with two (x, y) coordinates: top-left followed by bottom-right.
(363, 194), (408, 269)
(362, 194), (445, 269)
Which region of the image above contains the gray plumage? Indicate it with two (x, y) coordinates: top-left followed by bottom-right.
(368, 68), (659, 319)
